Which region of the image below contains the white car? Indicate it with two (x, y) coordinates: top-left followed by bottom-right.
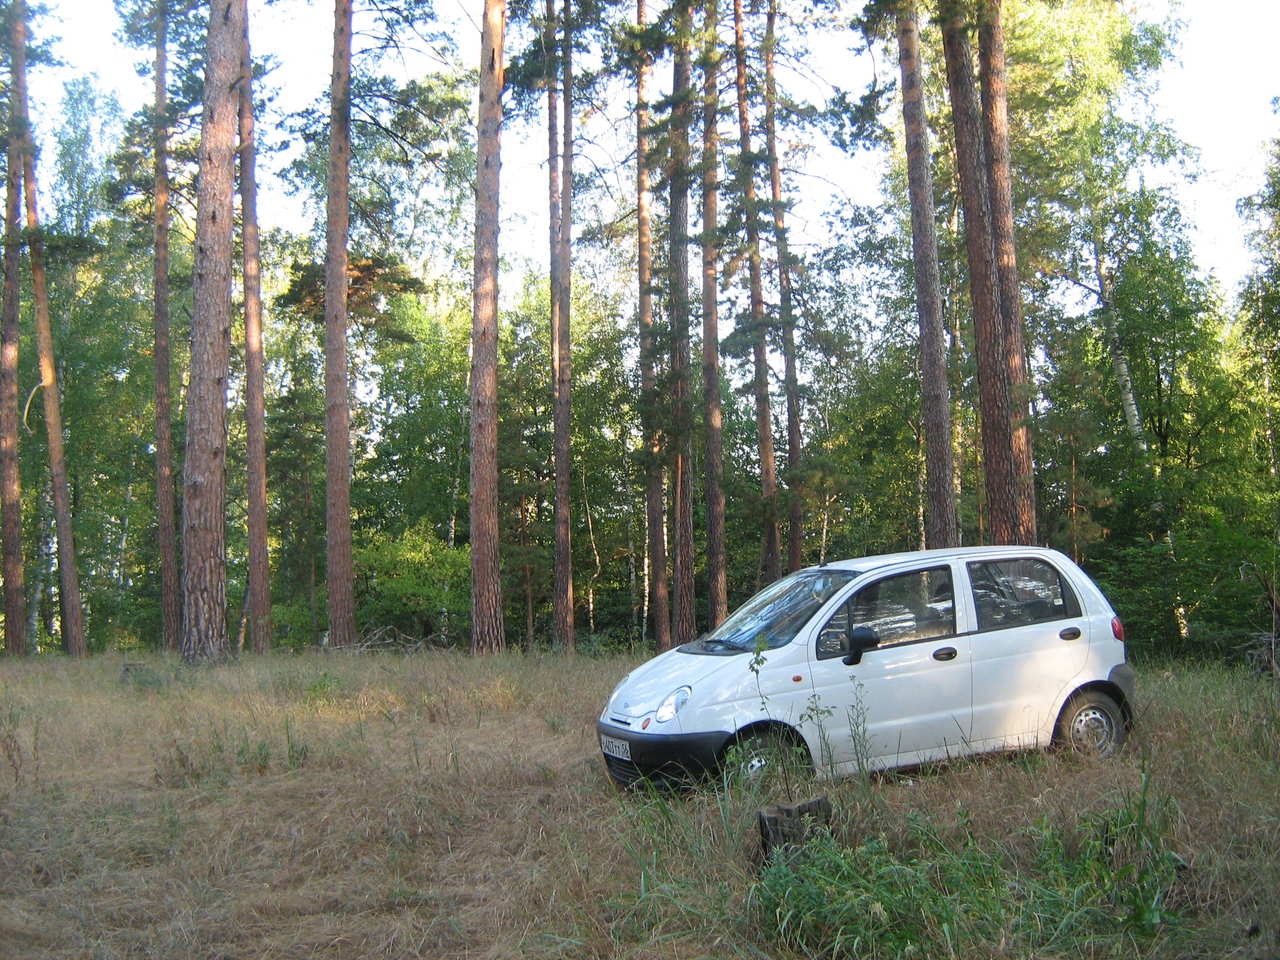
(597, 546), (1134, 787)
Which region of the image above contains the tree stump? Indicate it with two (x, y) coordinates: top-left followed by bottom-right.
(757, 796), (833, 861)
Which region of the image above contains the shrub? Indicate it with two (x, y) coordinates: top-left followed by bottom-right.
(354, 521), (470, 643)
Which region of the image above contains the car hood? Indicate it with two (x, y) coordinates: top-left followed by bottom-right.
(606, 647), (738, 718)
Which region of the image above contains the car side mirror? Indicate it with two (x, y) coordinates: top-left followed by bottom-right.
(842, 626), (879, 666)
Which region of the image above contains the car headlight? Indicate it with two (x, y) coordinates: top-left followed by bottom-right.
(655, 685), (691, 723)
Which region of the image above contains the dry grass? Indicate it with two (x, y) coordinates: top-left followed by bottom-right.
(0, 650), (1276, 959)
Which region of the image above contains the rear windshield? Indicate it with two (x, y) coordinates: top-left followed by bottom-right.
(700, 569), (857, 652)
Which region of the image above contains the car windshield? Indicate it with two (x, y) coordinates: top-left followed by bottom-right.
(699, 569), (858, 651)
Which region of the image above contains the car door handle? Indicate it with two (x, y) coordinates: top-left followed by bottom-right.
(932, 646), (958, 661)
(1059, 627), (1082, 641)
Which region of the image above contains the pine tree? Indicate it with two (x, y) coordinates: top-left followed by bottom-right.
(669, 0), (696, 646)
(763, 0), (804, 571)
(151, 0), (181, 650)
(181, 0), (244, 660)
(552, 0), (575, 652)
(700, 0), (727, 627)
(897, 1), (957, 548)
(324, 0), (357, 647)
(1, 19), (25, 656)
(732, 0), (780, 582)
(940, 0), (1017, 545)
(470, 0), (507, 654)
(636, 0), (670, 649)
(238, 0), (271, 651)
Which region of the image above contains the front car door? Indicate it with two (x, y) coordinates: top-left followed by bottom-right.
(805, 563), (973, 774)
(964, 555), (1091, 749)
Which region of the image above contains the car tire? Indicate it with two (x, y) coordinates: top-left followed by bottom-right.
(726, 728), (810, 783)
(1055, 690), (1126, 758)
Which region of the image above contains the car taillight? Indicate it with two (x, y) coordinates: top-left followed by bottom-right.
(1111, 617), (1125, 642)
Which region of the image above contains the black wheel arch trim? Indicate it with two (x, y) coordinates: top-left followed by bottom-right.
(1055, 673), (1135, 740)
(723, 719), (813, 765)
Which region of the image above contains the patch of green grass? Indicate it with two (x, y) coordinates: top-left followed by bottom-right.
(153, 720), (309, 786)
(303, 670), (343, 703)
(752, 776), (1181, 959)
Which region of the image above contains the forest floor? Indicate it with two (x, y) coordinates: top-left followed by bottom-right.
(0, 648), (1276, 959)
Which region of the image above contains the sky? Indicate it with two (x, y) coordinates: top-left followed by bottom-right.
(27, 0), (1280, 300)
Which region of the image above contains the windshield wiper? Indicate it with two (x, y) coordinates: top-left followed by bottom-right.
(702, 635), (751, 651)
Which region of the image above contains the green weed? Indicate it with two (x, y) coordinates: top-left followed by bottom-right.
(752, 780), (1182, 959)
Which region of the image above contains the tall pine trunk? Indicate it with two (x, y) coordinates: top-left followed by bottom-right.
(700, 0), (727, 627)
(732, 0), (780, 583)
(180, 0), (243, 660)
(239, 0), (271, 651)
(152, 0), (181, 650)
(940, 1), (1017, 545)
(669, 0), (695, 647)
(763, 0), (803, 572)
(324, 0), (356, 647)
(544, 0), (563, 650)
(14, 2), (86, 657)
(470, 0), (507, 654)
(152, 0), (181, 651)
(978, 0), (1035, 542)
(636, 0), (670, 650)
(897, 3), (958, 549)
(553, 0), (575, 652)
(1, 47), (25, 656)
(545, 0), (560, 410)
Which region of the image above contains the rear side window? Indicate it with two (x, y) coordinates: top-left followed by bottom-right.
(816, 566), (955, 659)
(967, 558), (1081, 631)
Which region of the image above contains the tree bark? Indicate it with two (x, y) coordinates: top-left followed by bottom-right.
(897, 3), (958, 549)
(151, 0), (181, 651)
(733, 0), (780, 583)
(26, 489), (48, 643)
(763, 0), (803, 572)
(669, 0), (696, 648)
(544, 0), (562, 651)
(700, 0), (727, 627)
(14, 3), (86, 657)
(553, 0), (575, 652)
(470, 0), (507, 654)
(324, 0), (357, 647)
(180, 0), (243, 660)
(940, 2), (1017, 545)
(978, 0), (1035, 543)
(636, 0), (670, 651)
(1, 36), (25, 656)
(239, 0), (271, 652)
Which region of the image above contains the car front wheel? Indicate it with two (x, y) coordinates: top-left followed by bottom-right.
(724, 728), (810, 785)
(1056, 690), (1126, 758)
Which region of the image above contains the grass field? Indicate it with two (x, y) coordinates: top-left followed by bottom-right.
(0, 649), (1276, 959)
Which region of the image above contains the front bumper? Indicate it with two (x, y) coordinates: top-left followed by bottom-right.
(596, 720), (730, 788)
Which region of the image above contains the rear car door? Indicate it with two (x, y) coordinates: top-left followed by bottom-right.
(965, 555), (1090, 749)
(806, 563), (972, 773)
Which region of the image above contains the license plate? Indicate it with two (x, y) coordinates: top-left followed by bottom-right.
(600, 734), (632, 761)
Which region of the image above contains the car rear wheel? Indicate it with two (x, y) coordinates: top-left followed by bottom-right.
(1056, 690), (1126, 758)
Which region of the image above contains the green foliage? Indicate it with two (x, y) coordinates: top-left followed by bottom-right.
(283, 69), (475, 263)
(753, 782), (1181, 959)
(6, 0), (1275, 664)
(355, 521), (471, 644)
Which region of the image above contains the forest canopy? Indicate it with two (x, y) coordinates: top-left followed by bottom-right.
(0, 0), (1276, 664)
